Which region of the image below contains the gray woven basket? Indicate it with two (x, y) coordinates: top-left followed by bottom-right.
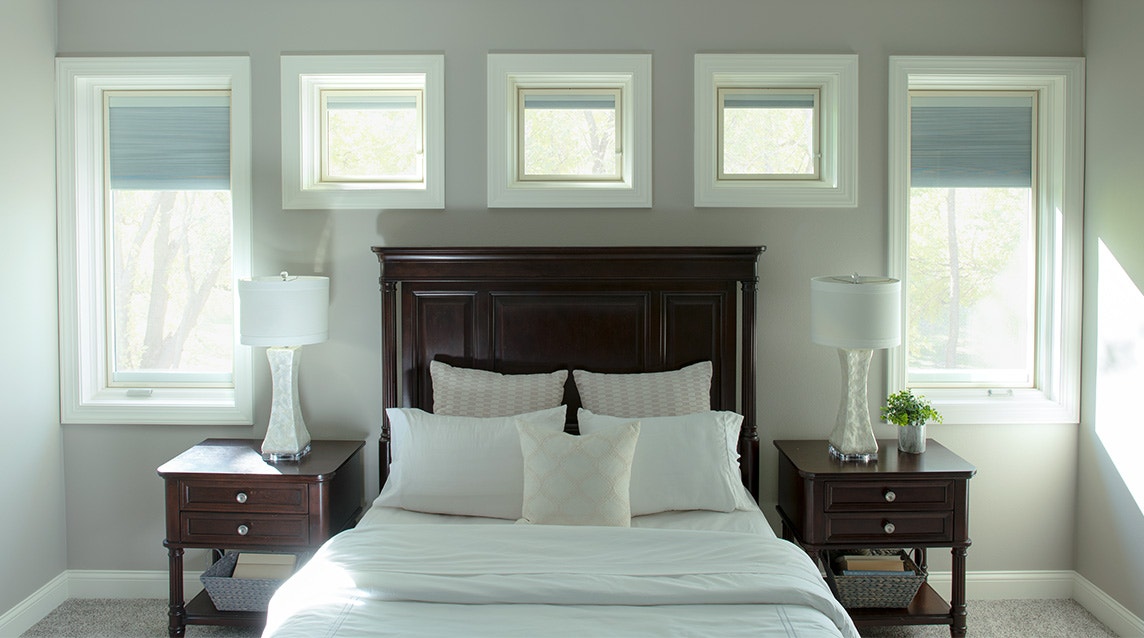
(199, 552), (288, 612)
(826, 551), (926, 608)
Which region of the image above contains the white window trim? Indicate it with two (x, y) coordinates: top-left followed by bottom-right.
(281, 54), (444, 210)
(887, 56), (1085, 425)
(56, 56), (253, 425)
(694, 54), (858, 208)
(487, 53), (652, 208)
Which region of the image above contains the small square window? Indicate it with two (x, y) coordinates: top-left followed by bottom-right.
(518, 88), (621, 182)
(695, 54), (857, 208)
(282, 55), (444, 210)
(718, 88), (819, 180)
(321, 89), (424, 183)
(488, 53), (651, 208)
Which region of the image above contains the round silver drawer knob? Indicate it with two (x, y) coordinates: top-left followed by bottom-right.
(883, 490), (896, 502)
(237, 524), (249, 536)
(235, 492), (248, 504)
(883, 521), (896, 534)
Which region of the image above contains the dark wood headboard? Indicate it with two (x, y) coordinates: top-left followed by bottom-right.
(372, 246), (764, 501)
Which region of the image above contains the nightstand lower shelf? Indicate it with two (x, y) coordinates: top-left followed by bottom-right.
(845, 582), (952, 628)
(184, 589), (265, 627)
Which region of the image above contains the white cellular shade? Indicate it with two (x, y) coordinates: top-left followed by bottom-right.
(238, 275), (329, 346)
(811, 276), (902, 349)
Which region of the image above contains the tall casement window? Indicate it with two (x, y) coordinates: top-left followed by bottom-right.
(281, 55), (444, 210)
(57, 57), (252, 424)
(888, 57), (1084, 424)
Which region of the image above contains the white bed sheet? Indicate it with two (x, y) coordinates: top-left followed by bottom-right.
(262, 496), (858, 638)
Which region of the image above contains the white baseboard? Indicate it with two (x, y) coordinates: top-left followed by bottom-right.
(3, 569), (1141, 637)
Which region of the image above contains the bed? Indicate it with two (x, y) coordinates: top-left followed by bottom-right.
(261, 246), (859, 638)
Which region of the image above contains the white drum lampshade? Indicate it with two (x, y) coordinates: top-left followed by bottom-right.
(239, 273), (329, 461)
(811, 275), (901, 461)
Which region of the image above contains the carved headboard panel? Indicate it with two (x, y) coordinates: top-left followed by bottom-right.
(373, 246), (763, 500)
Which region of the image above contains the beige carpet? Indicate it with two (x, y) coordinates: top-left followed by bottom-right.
(21, 597), (1119, 638)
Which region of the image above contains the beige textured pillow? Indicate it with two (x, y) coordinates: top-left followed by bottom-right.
(431, 360), (568, 417)
(516, 420), (640, 527)
(572, 361), (712, 418)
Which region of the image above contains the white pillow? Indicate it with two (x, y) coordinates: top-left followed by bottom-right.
(516, 420), (640, 527)
(377, 405), (567, 519)
(431, 360), (568, 417)
(572, 361), (711, 418)
(577, 408), (754, 515)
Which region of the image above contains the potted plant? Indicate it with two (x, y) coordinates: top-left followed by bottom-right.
(881, 388), (942, 454)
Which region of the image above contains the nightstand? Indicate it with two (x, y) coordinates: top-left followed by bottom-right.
(157, 438), (364, 637)
(774, 439), (975, 637)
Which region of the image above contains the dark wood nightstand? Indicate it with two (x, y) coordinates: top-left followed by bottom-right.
(157, 438), (364, 637)
(774, 439), (975, 637)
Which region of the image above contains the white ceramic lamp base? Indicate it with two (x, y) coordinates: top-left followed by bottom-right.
(262, 346), (312, 462)
(827, 348), (879, 462)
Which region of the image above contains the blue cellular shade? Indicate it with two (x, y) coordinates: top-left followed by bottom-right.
(723, 93), (816, 109)
(911, 95), (1033, 188)
(325, 94), (419, 110)
(107, 94), (230, 191)
(523, 93), (616, 110)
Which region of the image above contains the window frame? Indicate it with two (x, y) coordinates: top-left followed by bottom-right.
(887, 56), (1085, 425)
(717, 86), (822, 181)
(56, 56), (253, 425)
(487, 53), (652, 208)
(694, 54), (858, 208)
(281, 54), (444, 210)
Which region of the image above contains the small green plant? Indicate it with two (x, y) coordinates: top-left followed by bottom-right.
(881, 388), (942, 427)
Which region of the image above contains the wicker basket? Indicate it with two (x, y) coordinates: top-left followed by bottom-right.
(826, 551), (926, 608)
(199, 552), (289, 612)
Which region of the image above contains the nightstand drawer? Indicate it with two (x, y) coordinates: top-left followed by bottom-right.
(824, 480), (954, 512)
(824, 511), (955, 544)
(179, 481), (308, 514)
(180, 512), (310, 546)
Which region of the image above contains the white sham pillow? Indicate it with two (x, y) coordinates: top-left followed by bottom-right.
(377, 405), (567, 519)
(431, 360), (568, 418)
(572, 361), (711, 418)
(577, 408), (754, 515)
(517, 420), (640, 527)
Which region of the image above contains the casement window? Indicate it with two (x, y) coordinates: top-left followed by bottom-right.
(282, 55), (444, 210)
(695, 54), (858, 207)
(488, 53), (652, 208)
(56, 57), (253, 424)
(888, 57), (1084, 424)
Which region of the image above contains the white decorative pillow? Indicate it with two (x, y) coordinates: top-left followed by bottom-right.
(431, 360), (568, 417)
(516, 420), (640, 527)
(572, 361), (712, 418)
(377, 405), (567, 519)
(578, 408), (755, 515)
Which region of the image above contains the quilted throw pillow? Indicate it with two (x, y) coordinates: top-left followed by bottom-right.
(516, 420), (640, 527)
(572, 361), (712, 418)
(431, 360), (568, 418)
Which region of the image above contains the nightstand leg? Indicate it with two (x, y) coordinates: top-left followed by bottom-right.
(166, 544), (186, 638)
(951, 546), (968, 637)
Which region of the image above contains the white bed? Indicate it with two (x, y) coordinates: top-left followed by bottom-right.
(259, 247), (859, 638)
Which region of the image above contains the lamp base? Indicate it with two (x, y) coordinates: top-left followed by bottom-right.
(828, 442), (877, 463)
(827, 347), (879, 463)
(263, 443), (311, 463)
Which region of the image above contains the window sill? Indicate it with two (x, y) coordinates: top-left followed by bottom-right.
(925, 388), (1079, 425)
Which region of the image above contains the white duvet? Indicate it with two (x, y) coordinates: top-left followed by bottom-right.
(262, 522), (859, 638)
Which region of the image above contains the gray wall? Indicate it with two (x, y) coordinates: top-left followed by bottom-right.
(43, 0), (1102, 601)
(0, 0), (67, 615)
(1080, 0), (1144, 621)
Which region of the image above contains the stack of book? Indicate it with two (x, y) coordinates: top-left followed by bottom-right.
(837, 554), (916, 576)
(231, 552), (297, 580)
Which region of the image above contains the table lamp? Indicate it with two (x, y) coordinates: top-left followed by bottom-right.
(811, 274), (901, 461)
(238, 272), (329, 462)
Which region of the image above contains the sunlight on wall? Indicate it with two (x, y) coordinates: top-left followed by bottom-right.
(1095, 239), (1144, 512)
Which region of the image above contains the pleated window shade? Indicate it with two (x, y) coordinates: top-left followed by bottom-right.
(910, 93), (1034, 188)
(107, 93), (231, 191)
